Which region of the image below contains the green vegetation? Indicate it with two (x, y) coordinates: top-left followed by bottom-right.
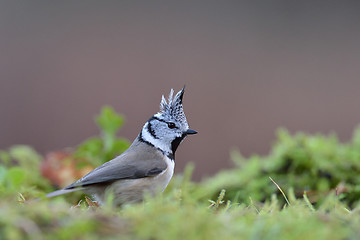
(1, 107), (360, 240)
(201, 127), (360, 208)
(74, 106), (130, 167)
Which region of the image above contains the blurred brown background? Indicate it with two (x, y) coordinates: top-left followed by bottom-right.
(1, 1), (360, 180)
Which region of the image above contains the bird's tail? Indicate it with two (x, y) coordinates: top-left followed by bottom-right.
(46, 188), (83, 198)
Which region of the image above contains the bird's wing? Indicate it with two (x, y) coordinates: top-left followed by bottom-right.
(46, 187), (83, 198)
(65, 149), (167, 189)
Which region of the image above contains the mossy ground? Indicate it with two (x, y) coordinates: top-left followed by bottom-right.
(1, 108), (360, 239)
(1, 174), (359, 240)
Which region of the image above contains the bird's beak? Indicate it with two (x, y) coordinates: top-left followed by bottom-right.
(186, 129), (198, 135)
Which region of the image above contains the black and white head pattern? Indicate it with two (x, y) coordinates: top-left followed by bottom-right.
(139, 87), (192, 159)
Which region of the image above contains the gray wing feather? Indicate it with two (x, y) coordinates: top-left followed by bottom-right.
(46, 188), (83, 198)
(65, 148), (167, 189)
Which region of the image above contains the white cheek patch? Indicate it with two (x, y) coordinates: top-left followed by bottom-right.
(141, 126), (172, 154)
(154, 113), (163, 119)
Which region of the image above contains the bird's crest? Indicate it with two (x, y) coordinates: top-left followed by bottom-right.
(159, 87), (187, 126)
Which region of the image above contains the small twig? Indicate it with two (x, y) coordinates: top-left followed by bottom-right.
(303, 191), (315, 212)
(17, 192), (26, 204)
(208, 189), (226, 210)
(85, 196), (100, 207)
(269, 177), (290, 206)
(248, 197), (259, 213)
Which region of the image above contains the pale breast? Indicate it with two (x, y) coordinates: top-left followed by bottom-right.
(153, 156), (174, 191)
(89, 156), (175, 206)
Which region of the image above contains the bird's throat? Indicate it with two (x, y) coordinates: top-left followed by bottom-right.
(171, 135), (186, 155)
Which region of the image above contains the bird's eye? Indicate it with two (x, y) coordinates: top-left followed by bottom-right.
(167, 122), (176, 129)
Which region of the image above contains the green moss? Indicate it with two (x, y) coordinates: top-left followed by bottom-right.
(2, 108), (360, 239)
(202, 126), (360, 208)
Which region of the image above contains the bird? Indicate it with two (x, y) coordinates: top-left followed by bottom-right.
(46, 87), (197, 206)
